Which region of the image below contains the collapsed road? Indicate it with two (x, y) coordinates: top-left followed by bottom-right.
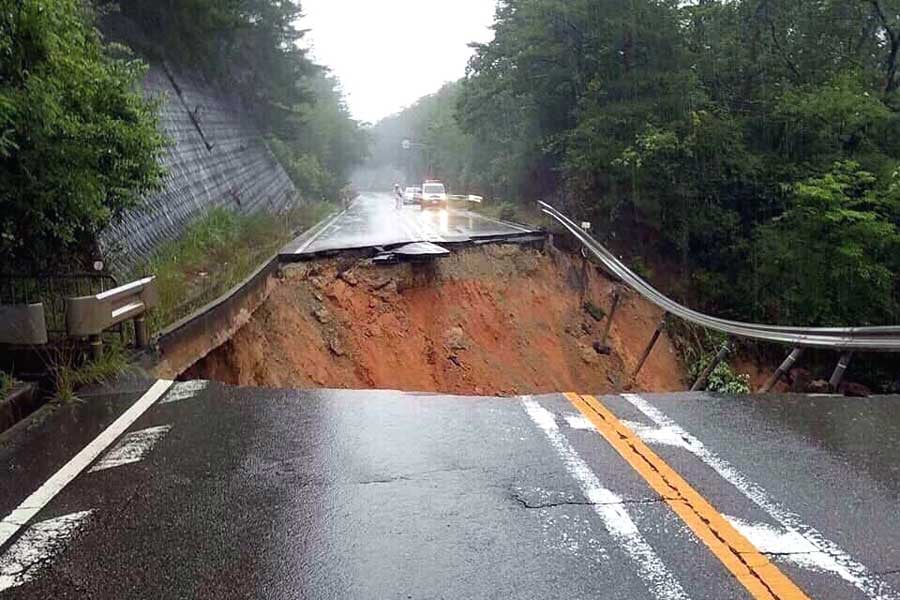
(2, 193), (899, 599)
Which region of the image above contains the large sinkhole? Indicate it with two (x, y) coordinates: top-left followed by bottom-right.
(183, 244), (685, 395)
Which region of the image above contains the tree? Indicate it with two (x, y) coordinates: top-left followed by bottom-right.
(0, 0), (166, 270)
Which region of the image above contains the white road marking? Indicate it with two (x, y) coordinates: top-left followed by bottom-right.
(726, 515), (851, 577)
(471, 212), (534, 233)
(0, 511), (92, 592)
(622, 393), (899, 600)
(293, 208), (347, 254)
(564, 414), (595, 430)
(522, 397), (691, 600)
(0, 379), (174, 551)
(159, 379), (209, 404)
(620, 420), (694, 451)
(88, 425), (172, 472)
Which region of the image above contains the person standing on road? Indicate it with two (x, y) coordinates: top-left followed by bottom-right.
(394, 183), (404, 210)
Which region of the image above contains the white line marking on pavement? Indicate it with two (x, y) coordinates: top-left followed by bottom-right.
(621, 420), (694, 451)
(522, 397), (691, 600)
(0, 510), (93, 592)
(726, 515), (851, 577)
(88, 425), (172, 473)
(158, 379), (209, 404)
(471, 212), (534, 233)
(0, 379), (173, 551)
(293, 208), (346, 254)
(564, 414), (595, 430)
(622, 393), (899, 600)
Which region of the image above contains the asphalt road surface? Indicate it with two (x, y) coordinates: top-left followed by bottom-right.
(282, 192), (537, 256)
(1, 379), (899, 599)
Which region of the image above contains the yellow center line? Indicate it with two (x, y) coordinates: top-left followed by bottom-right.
(564, 393), (811, 600)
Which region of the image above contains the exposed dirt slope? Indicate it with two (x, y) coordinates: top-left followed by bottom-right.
(185, 245), (685, 395)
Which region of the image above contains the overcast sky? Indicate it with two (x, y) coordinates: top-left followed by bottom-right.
(299, 0), (497, 124)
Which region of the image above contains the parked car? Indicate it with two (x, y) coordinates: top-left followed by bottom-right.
(403, 186), (421, 205)
(420, 180), (448, 209)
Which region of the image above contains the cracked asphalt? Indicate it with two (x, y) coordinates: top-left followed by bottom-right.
(1, 381), (899, 599)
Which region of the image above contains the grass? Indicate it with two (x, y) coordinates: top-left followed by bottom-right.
(133, 202), (336, 333)
(50, 340), (131, 404)
(0, 371), (15, 398)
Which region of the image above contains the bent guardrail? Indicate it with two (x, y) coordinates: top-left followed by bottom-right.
(66, 276), (158, 358)
(540, 201), (900, 392)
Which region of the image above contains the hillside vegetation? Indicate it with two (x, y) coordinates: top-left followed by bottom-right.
(368, 1), (900, 337)
(1, 0), (367, 270)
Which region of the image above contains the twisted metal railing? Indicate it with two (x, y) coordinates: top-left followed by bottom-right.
(540, 201), (900, 392)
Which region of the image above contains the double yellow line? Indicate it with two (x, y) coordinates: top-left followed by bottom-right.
(565, 393), (811, 600)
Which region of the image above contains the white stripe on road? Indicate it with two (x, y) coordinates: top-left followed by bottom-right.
(0, 511), (93, 592)
(726, 515), (854, 578)
(522, 397), (690, 600)
(470, 212), (535, 234)
(622, 393), (899, 600)
(88, 425), (172, 473)
(292, 207), (347, 254)
(564, 414), (595, 430)
(0, 379), (173, 551)
(158, 379), (209, 405)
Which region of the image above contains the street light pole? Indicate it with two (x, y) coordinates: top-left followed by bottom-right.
(402, 139), (431, 180)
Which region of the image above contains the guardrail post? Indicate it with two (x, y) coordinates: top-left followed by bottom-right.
(828, 351), (854, 391)
(134, 315), (149, 349)
(691, 339), (732, 392)
(759, 348), (803, 394)
(630, 315), (667, 387)
(89, 334), (103, 361)
(580, 249), (589, 298)
(599, 289), (621, 349)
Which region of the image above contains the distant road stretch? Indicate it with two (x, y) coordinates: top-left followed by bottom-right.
(282, 192), (537, 255)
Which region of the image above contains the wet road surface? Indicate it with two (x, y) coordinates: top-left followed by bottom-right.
(282, 192), (537, 256)
(1, 381), (900, 599)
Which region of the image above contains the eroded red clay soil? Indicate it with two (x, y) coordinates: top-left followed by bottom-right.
(185, 245), (686, 395)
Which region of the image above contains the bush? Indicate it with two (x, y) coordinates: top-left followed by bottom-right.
(700, 360), (751, 395)
(499, 202), (517, 222)
(0, 0), (166, 270)
(0, 371), (14, 398)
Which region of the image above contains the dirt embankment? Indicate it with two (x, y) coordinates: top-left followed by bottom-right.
(184, 245), (685, 395)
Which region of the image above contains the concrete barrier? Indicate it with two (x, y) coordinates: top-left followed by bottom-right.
(0, 304), (48, 346)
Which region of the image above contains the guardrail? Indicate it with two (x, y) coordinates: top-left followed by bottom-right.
(66, 276), (158, 358)
(540, 201), (900, 392)
(449, 194), (483, 203)
(0, 303), (48, 345)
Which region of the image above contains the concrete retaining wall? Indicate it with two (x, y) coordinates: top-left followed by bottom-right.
(101, 64), (299, 273)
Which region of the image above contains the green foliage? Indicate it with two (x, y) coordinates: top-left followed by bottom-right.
(0, 0), (166, 270)
(138, 203), (336, 331)
(104, 0), (313, 137)
(499, 202), (518, 222)
(107, 0), (368, 196)
(362, 82), (489, 194)
(753, 162), (900, 326)
(446, 0), (900, 341)
(51, 340), (130, 404)
(0, 370), (14, 398)
(701, 361), (751, 396)
(270, 72), (369, 199)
